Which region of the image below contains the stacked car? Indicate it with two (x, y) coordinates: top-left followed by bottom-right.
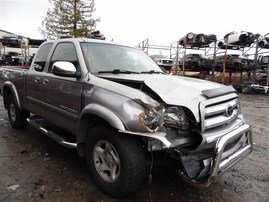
(175, 31), (269, 73)
(257, 33), (269, 49)
(180, 54), (214, 71)
(1, 34), (27, 48)
(0, 51), (24, 65)
(214, 54), (251, 71)
(179, 32), (217, 48)
(217, 31), (257, 49)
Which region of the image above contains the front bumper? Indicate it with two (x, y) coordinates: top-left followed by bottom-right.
(179, 123), (253, 187)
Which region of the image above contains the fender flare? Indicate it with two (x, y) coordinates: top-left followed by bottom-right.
(76, 103), (126, 156)
(3, 81), (22, 110)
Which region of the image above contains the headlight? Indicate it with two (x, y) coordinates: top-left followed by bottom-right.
(139, 106), (189, 132)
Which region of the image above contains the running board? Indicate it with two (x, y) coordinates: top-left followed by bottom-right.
(27, 116), (77, 149)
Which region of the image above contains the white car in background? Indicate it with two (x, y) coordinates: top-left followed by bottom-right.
(218, 31), (256, 48)
(257, 33), (269, 49)
(150, 54), (173, 71)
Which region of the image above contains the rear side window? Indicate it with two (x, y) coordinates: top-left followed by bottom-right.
(33, 43), (53, 71)
(48, 42), (79, 73)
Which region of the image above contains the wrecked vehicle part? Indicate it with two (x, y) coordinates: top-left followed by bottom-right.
(214, 54), (250, 71)
(181, 54), (214, 71)
(121, 86), (252, 186)
(257, 33), (269, 48)
(218, 31), (256, 48)
(179, 32), (217, 48)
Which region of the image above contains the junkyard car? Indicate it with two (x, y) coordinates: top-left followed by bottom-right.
(218, 31), (256, 48)
(1, 51), (24, 65)
(1, 34), (27, 48)
(257, 33), (269, 49)
(150, 54), (173, 70)
(0, 38), (253, 197)
(215, 54), (250, 71)
(179, 32), (217, 48)
(180, 53), (214, 71)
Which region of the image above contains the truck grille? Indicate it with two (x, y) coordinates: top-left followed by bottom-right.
(200, 94), (239, 132)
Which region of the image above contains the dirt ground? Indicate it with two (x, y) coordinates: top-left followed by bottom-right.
(0, 94), (268, 202)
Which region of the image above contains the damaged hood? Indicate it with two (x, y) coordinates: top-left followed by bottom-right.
(144, 75), (224, 104)
(98, 74), (231, 121)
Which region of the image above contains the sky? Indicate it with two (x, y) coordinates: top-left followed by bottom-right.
(0, 0), (269, 55)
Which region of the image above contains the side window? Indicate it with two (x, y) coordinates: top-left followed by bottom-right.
(48, 43), (78, 73)
(33, 43), (53, 71)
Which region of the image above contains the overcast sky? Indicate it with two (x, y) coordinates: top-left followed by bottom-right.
(0, 0), (268, 49)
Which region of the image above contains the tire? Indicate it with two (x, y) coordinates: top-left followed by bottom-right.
(85, 125), (146, 197)
(7, 94), (29, 129)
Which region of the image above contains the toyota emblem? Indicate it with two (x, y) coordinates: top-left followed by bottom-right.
(225, 105), (233, 117)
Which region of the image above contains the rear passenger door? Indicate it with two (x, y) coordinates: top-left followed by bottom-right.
(26, 42), (53, 117)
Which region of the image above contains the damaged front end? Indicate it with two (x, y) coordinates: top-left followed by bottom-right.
(131, 88), (253, 187)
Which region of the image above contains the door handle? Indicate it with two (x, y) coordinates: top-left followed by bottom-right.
(34, 77), (40, 82)
(43, 79), (49, 85)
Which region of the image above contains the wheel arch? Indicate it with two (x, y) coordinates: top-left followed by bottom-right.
(76, 103), (126, 156)
(3, 81), (21, 110)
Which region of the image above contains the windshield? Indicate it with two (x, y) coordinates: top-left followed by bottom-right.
(80, 42), (162, 74)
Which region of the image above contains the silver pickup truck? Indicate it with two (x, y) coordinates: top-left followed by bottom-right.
(0, 38), (253, 197)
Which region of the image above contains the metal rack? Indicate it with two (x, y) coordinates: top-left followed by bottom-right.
(0, 41), (30, 66)
(138, 34), (269, 88)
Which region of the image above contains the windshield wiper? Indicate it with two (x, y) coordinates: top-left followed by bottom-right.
(141, 70), (164, 74)
(98, 69), (140, 74)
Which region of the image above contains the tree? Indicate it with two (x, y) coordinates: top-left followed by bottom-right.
(40, 0), (100, 40)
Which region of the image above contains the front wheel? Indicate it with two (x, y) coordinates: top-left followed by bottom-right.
(7, 94), (29, 128)
(85, 125), (146, 197)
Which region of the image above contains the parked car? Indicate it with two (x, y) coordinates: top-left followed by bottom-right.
(179, 32), (217, 48)
(180, 53), (214, 71)
(150, 54), (173, 70)
(1, 34), (27, 48)
(2, 51), (24, 65)
(257, 33), (269, 49)
(215, 54), (250, 71)
(218, 31), (256, 48)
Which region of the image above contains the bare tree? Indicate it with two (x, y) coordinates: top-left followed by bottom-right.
(40, 0), (100, 40)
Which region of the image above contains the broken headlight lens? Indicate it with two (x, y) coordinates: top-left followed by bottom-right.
(139, 106), (189, 132)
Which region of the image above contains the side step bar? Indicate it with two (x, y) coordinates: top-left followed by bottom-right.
(27, 116), (77, 149)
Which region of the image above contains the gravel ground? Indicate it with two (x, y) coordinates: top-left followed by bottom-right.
(0, 94), (268, 202)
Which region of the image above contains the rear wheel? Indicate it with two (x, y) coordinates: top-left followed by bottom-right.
(7, 94), (29, 128)
(85, 125), (146, 197)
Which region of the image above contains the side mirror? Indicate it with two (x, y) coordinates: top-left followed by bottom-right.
(52, 61), (79, 78)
